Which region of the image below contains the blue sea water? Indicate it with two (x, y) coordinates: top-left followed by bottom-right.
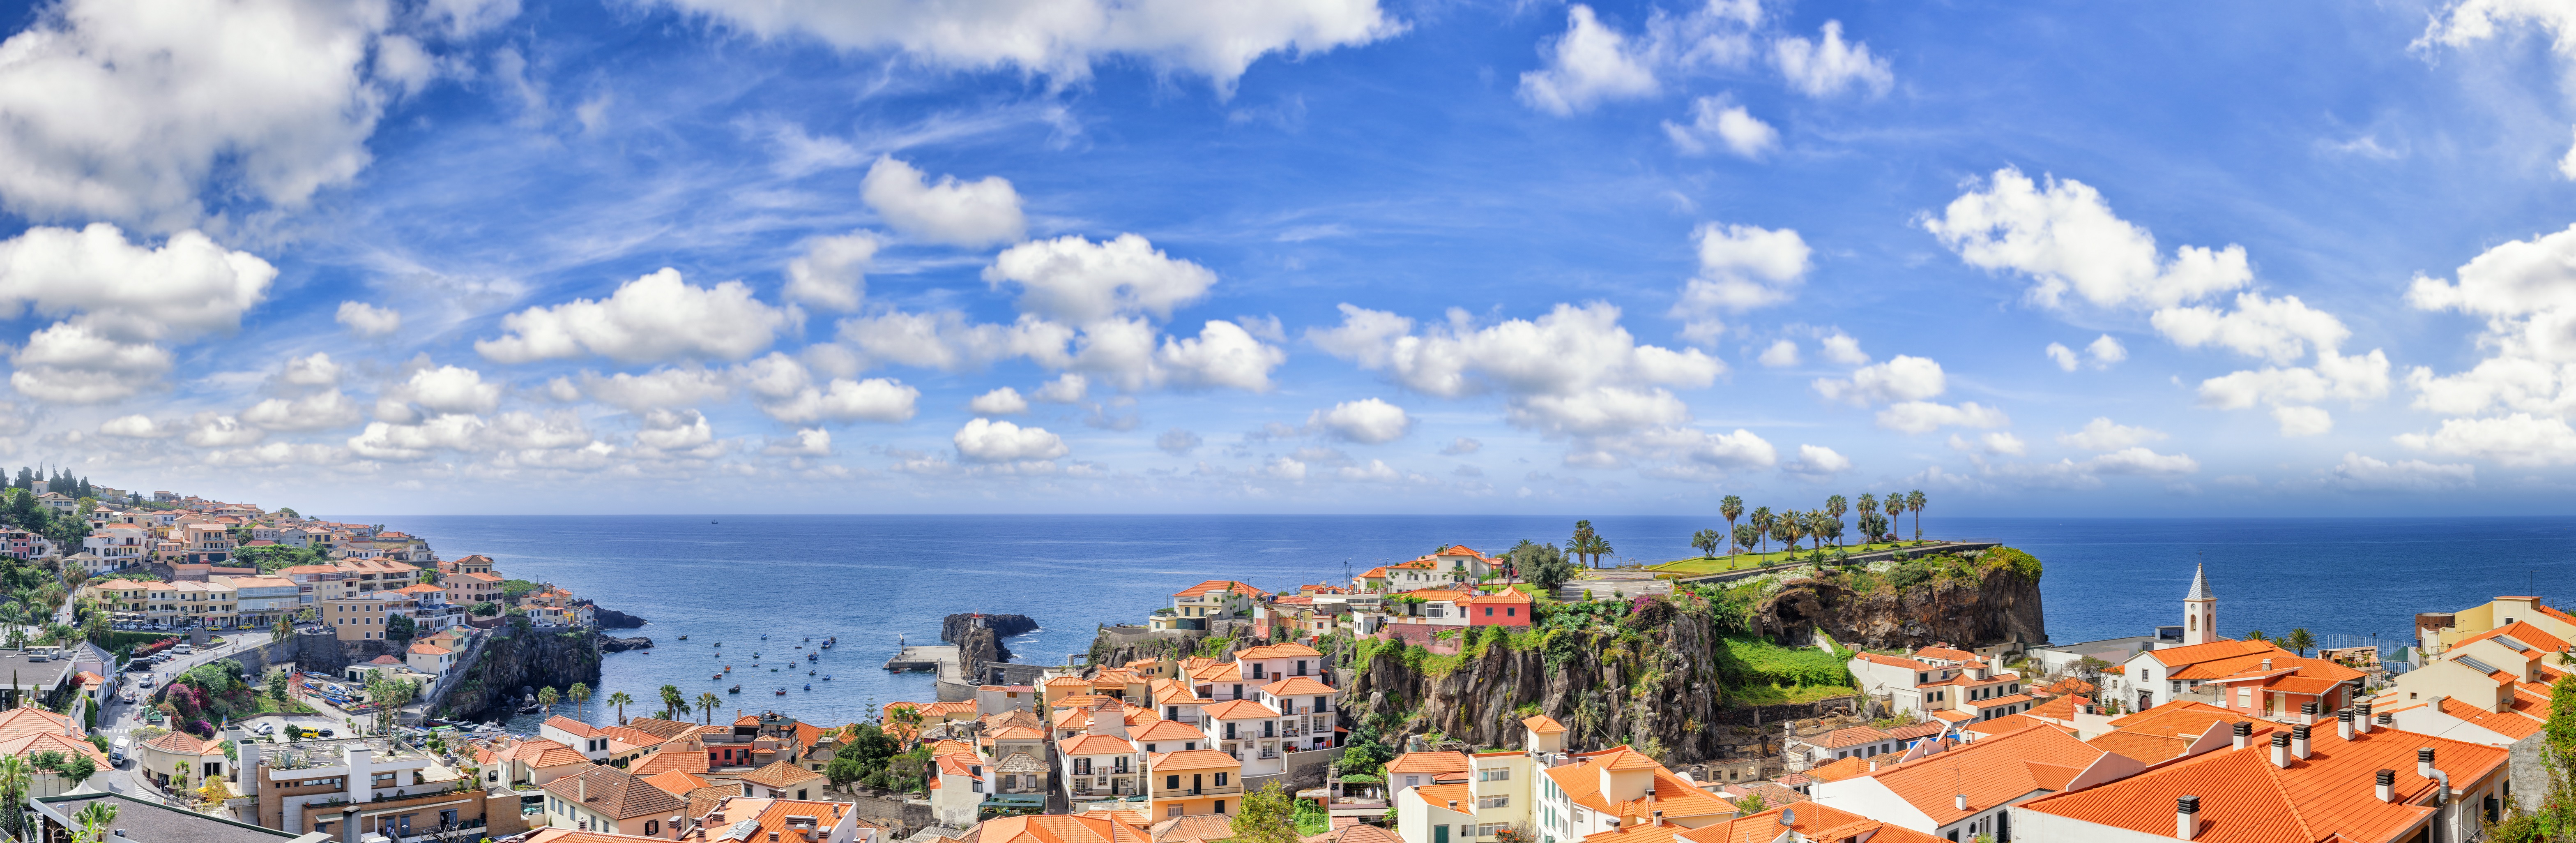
(343, 514), (2576, 730)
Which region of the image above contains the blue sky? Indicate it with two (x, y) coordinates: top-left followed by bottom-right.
(0, 0), (2572, 515)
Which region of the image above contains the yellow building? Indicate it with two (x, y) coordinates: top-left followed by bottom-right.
(1143, 748), (1241, 820)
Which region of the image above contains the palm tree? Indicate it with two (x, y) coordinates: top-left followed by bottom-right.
(1856, 494), (1880, 543)
(1731, 524), (1759, 563)
(2285, 628), (2315, 658)
(697, 692), (722, 725)
(659, 684), (686, 720)
(72, 799), (117, 843)
(1750, 507), (1775, 554)
(567, 682), (592, 709)
(1568, 521), (1598, 568)
(0, 753), (28, 838)
(1905, 490), (1927, 541)
(607, 691), (635, 725)
(1690, 529), (1722, 560)
(1823, 495), (1848, 548)
(1718, 496), (1745, 554)
(1806, 510), (1831, 551)
(1771, 515), (1804, 556)
(536, 686), (559, 715)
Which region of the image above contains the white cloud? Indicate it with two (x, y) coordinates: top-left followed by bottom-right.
(1772, 20), (1892, 98)
(762, 428), (832, 457)
(2196, 350), (2391, 410)
(1156, 320), (1287, 392)
(2396, 413), (2576, 467)
(1669, 223), (1810, 340)
(1591, 426), (1778, 478)
(1441, 437), (1482, 456)
(336, 301), (401, 337)
(477, 268), (792, 364)
(1948, 431), (2026, 456)
(1310, 398), (1411, 444)
(1818, 333), (1867, 365)
(970, 387), (1030, 415)
(1662, 93), (1777, 158)
(0, 224), (276, 402)
(835, 310), (1075, 373)
(1517, 5), (1658, 115)
(1263, 455), (1308, 481)
(2272, 405), (2333, 437)
(281, 353), (342, 387)
(783, 231), (880, 311)
(1782, 443), (1851, 477)
(2059, 418), (2166, 451)
(0, 0), (403, 228)
(1312, 301), (1720, 442)
(241, 390), (364, 431)
(396, 365), (504, 416)
(1923, 167), (2251, 310)
(2088, 446), (2200, 475)
(184, 413), (265, 448)
(2150, 292), (2350, 365)
(954, 418), (1068, 462)
(582, 367), (734, 411)
(1034, 374), (1089, 404)
(2088, 334), (2129, 367)
(1156, 428), (1202, 455)
(2045, 342), (2079, 372)
(1813, 355), (1945, 405)
(2327, 451), (2476, 492)
(860, 157), (1026, 248)
(985, 234), (1218, 324)
(645, 0), (1399, 93)
(760, 377), (921, 425)
(1875, 400), (2008, 434)
(633, 409), (718, 453)
(97, 414), (167, 438)
(1759, 339), (1800, 367)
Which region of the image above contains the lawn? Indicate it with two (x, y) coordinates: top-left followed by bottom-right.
(1728, 682), (1859, 706)
(251, 691), (317, 716)
(1647, 541), (1935, 576)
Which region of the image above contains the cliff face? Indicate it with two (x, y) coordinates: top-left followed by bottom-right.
(1752, 564), (2046, 649)
(440, 627), (603, 721)
(942, 612), (1038, 666)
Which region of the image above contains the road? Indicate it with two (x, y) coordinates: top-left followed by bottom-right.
(89, 628), (329, 803)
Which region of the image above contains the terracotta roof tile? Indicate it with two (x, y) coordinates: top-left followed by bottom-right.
(1677, 801), (1945, 843)
(543, 765), (688, 820)
(1146, 749), (1241, 772)
(2019, 726), (2509, 843)
(1384, 751), (1470, 775)
(1522, 714), (1566, 734)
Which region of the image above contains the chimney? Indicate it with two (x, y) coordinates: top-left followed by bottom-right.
(2260, 658), (2272, 671)
(2356, 701), (2374, 733)
(2175, 796), (2199, 841)
(2291, 725), (2311, 760)
(2378, 713), (2394, 728)
(2269, 733), (2291, 769)
(2231, 721), (2251, 751)
(341, 807), (360, 843)
(580, 775), (588, 803)
(1954, 794), (1967, 812)
(1651, 811), (1664, 827)
(1867, 760), (1876, 772)
(2337, 708), (2353, 741)
(2300, 702), (2317, 725)
(2417, 747), (2436, 780)
(2376, 769), (2396, 803)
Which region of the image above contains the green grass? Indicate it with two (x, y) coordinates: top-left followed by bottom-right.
(250, 692), (316, 716)
(1729, 683), (1859, 706)
(1646, 541), (1936, 575)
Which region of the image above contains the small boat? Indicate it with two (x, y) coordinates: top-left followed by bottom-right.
(711, 674), (721, 680)
(723, 665), (732, 672)
(677, 635), (688, 641)
(727, 685), (741, 693)
(773, 688), (786, 695)
(803, 684), (811, 691)
(760, 634), (767, 640)
(821, 675), (831, 681)
(806, 653), (818, 661)
(713, 642), (721, 647)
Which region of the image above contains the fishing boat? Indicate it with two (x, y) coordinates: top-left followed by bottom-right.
(711, 673), (721, 680)
(677, 635), (688, 641)
(773, 688), (786, 695)
(806, 652), (818, 661)
(723, 665), (732, 672)
(760, 634), (767, 640)
(802, 683), (810, 691)
(713, 642), (721, 647)
(821, 674), (831, 681)
(727, 685), (741, 693)
(808, 669), (816, 676)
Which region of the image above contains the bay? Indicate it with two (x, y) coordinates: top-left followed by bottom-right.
(344, 514), (2576, 730)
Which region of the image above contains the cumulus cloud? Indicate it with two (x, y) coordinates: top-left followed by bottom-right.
(183, 413), (265, 448)
(1310, 398), (1412, 444)
(2058, 418), (2165, 451)
(644, 0), (1399, 92)
(1925, 167), (2251, 311)
(477, 268), (791, 364)
(1156, 428), (1202, 455)
(1156, 320), (1287, 392)
(581, 367), (734, 411)
(1772, 20), (1892, 97)
(2047, 334), (2127, 371)
(985, 234), (1218, 324)
(1669, 223), (1810, 342)
(2088, 446), (2200, 475)
(281, 353), (342, 387)
(1813, 355), (1945, 405)
(762, 428), (832, 457)
(1875, 401), (2008, 434)
(2273, 405), (2333, 437)
(1034, 374), (1089, 404)
(2150, 292), (2349, 365)
(1819, 333), (1868, 365)
(861, 157), (1025, 248)
(970, 387), (1030, 415)
(1440, 437), (1482, 456)
(2327, 451), (2475, 492)
(783, 231), (880, 311)
(1312, 301), (1721, 439)
(241, 390), (364, 431)
(2194, 349), (2391, 434)
(1663, 93), (1777, 158)
(97, 414), (168, 438)
(2416, 2), (2576, 175)
(0, 0), (415, 228)
(2396, 413), (2576, 467)
(632, 409), (722, 457)
(1517, 5), (1658, 115)
(1948, 432), (2026, 456)
(337, 301), (401, 337)
(760, 377), (921, 425)
(1759, 339), (1799, 367)
(1781, 443), (1851, 477)
(394, 365), (504, 416)
(0, 224), (276, 402)
(954, 418), (1068, 462)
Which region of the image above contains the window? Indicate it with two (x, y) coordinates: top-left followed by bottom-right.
(1484, 607), (1494, 617)
(646, 821), (660, 835)
(1479, 769), (1510, 782)
(1215, 801), (1226, 814)
(1478, 796), (1508, 808)
(1167, 775), (1181, 790)
(1169, 807), (1183, 818)
(1215, 773), (1229, 786)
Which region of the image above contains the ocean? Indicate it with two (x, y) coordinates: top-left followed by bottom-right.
(345, 514), (2576, 730)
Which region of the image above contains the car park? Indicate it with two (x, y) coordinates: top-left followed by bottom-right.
(171, 644), (192, 655)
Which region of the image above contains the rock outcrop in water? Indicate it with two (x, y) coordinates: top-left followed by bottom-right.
(602, 635), (653, 652)
(441, 626), (604, 722)
(943, 612), (1038, 667)
(579, 600), (648, 628)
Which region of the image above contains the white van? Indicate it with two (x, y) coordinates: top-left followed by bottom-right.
(109, 738), (127, 765)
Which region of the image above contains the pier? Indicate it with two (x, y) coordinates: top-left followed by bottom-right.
(884, 644), (965, 681)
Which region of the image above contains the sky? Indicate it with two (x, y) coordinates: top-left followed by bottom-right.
(0, 0), (2573, 516)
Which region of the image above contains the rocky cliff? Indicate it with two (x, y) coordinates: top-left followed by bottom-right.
(440, 627), (604, 721)
(578, 600), (648, 629)
(1336, 547), (2047, 764)
(942, 612), (1038, 667)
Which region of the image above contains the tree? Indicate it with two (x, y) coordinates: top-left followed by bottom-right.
(267, 669), (290, 704)
(607, 691), (635, 725)
(1231, 782), (1301, 843)
(2528, 673), (2576, 837)
(1749, 507), (1775, 554)
(536, 686), (559, 715)
(196, 775), (233, 808)
(270, 616), (292, 643)
(1568, 521), (1598, 568)
(384, 613), (415, 644)
(277, 508), (299, 519)
(1857, 494), (1880, 542)
(1823, 495), (1849, 547)
(61, 752), (94, 785)
(659, 685), (687, 720)
(72, 800), (116, 843)
(1690, 529), (1722, 559)
(2285, 628), (2315, 658)
(1770, 514), (1804, 555)
(0, 751), (28, 838)
(1731, 794), (1766, 815)
(1718, 496), (1745, 553)
(568, 682), (592, 709)
(1731, 524), (1759, 562)
(698, 693), (722, 725)
(471, 601), (500, 617)
(1509, 541), (1574, 593)
(2246, 630), (2268, 644)
(1905, 490), (1927, 540)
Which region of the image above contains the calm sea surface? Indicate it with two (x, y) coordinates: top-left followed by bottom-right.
(340, 515), (2576, 730)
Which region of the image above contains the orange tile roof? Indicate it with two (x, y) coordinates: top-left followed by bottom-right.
(2085, 730), (2191, 764)
(1464, 589), (1532, 605)
(1523, 714), (1566, 734)
(1801, 755), (1869, 783)
(1844, 723), (2108, 827)
(2018, 726), (2511, 843)
(1678, 803), (1945, 843)
(2108, 702), (2279, 743)
(1436, 545), (1481, 557)
(740, 759), (825, 788)
(1260, 676), (1335, 696)
(1173, 580), (1268, 599)
(1133, 720), (1206, 744)
(546, 715), (603, 738)
(1540, 746), (1734, 822)
(1853, 652), (1935, 670)
(1061, 734), (1137, 755)
(1964, 714), (2044, 737)
(1384, 751), (1470, 776)
(1912, 644), (1979, 662)
(2026, 694), (2090, 722)
(993, 725), (1050, 741)
(964, 813), (1152, 843)
(2437, 697), (2545, 740)
(1814, 726), (1892, 749)
(1236, 643), (1321, 659)
(640, 769), (710, 797)
(2140, 638), (2276, 668)
(632, 748), (711, 776)
(1148, 749), (1241, 772)
(1199, 700), (1279, 720)
(2457, 619), (2573, 654)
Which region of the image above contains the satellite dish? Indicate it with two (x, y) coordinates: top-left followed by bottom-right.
(1779, 808), (1794, 826)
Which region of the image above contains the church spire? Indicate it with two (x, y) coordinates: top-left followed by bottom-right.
(2187, 563), (2213, 602)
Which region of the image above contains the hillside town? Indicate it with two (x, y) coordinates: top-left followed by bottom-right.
(0, 482), (2549, 843)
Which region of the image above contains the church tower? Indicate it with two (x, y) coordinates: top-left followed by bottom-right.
(2183, 564), (2217, 646)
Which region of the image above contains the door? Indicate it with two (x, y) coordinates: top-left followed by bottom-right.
(1436, 826), (1450, 843)
(1996, 810), (2008, 842)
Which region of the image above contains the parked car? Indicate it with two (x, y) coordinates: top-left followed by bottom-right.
(136, 676), (153, 689)
(171, 644), (193, 655)
(118, 690), (134, 704)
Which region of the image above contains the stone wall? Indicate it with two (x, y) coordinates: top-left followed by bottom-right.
(1245, 746), (1344, 795)
(839, 792), (935, 835)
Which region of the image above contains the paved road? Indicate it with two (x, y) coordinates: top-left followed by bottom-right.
(90, 630), (315, 802)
